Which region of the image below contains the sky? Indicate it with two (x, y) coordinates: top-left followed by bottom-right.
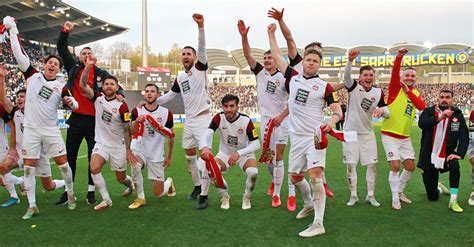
(65, 0), (473, 54)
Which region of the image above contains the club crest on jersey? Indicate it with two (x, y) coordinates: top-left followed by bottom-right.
(453, 117), (458, 122)
(53, 86), (59, 92)
(312, 85), (319, 91)
(238, 128), (244, 134)
(97, 76), (101, 82)
(275, 80), (280, 87)
(371, 97), (376, 102)
(112, 108), (117, 113)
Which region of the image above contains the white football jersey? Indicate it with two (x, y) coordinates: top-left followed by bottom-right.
(13, 108), (25, 151)
(94, 94), (131, 147)
(252, 62), (287, 118)
(171, 61), (210, 118)
(209, 112), (259, 155)
(344, 80), (387, 134)
(131, 105), (173, 162)
(284, 66), (338, 136)
(22, 66), (70, 129)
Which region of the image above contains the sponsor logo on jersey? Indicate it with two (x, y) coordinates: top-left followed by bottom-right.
(102, 111), (113, 123)
(181, 80), (191, 93)
(38, 86), (53, 101)
(295, 89), (310, 105)
(266, 81), (277, 93)
(227, 135), (238, 146)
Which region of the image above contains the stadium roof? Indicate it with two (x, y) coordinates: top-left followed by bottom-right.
(208, 43), (473, 69)
(0, 0), (128, 47)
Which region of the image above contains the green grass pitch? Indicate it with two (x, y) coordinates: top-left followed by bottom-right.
(0, 125), (473, 246)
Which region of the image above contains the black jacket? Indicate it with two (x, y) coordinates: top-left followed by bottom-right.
(57, 30), (124, 95)
(417, 106), (469, 171)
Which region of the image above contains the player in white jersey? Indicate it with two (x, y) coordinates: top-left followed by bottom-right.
(268, 23), (342, 237)
(267, 8), (335, 198)
(199, 94), (260, 210)
(80, 56), (137, 211)
(3, 16), (77, 219)
(332, 49), (390, 207)
(128, 84), (176, 209)
(155, 14), (210, 200)
(237, 19), (292, 209)
(0, 66), (23, 208)
(0, 89), (66, 207)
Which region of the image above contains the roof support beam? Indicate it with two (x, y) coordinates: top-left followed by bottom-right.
(21, 17), (90, 32)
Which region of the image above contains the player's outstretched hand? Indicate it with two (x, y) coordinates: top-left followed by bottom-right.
(397, 48), (408, 57)
(372, 108), (384, 118)
(267, 7), (284, 20)
(116, 94), (126, 103)
(63, 21), (75, 32)
(446, 154), (461, 161)
(7, 147), (19, 162)
(126, 149), (139, 164)
(348, 49), (360, 62)
(237, 20), (250, 37)
(267, 23), (277, 34)
(200, 147), (212, 161)
(400, 81), (410, 93)
(228, 152), (240, 166)
(321, 123), (333, 133)
(193, 13), (204, 28)
(164, 157), (171, 169)
(85, 54), (97, 66)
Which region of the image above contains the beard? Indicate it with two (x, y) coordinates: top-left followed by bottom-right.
(438, 103), (449, 110)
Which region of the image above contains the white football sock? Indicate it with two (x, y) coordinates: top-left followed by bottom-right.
(366, 164), (376, 197)
(294, 178), (313, 208)
(58, 163), (74, 196)
(132, 163), (145, 199)
(310, 178), (326, 225)
(288, 173), (296, 197)
(3, 173), (21, 198)
(92, 173), (111, 202)
(185, 155), (201, 186)
(244, 167), (258, 197)
(200, 169), (210, 196)
(398, 170), (413, 194)
(158, 179), (171, 197)
(388, 171), (400, 200)
(53, 179), (65, 190)
(273, 160), (284, 197)
(346, 163), (357, 197)
(24, 166), (37, 208)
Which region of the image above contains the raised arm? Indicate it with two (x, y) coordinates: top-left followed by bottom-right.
(268, 8), (297, 60)
(193, 13), (207, 65)
(57, 21), (76, 72)
(267, 23), (288, 75)
(237, 20), (257, 69)
(344, 49), (359, 89)
(79, 55), (96, 100)
(4, 16), (30, 72)
(0, 65), (13, 113)
(156, 80), (179, 105)
(387, 48), (407, 104)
